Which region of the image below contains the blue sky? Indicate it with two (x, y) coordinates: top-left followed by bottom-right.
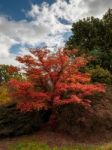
(0, 0), (111, 65)
(0, 0), (55, 20)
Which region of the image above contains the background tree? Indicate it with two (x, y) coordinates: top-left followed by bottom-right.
(0, 65), (22, 84)
(8, 49), (105, 114)
(66, 9), (112, 72)
(0, 65), (23, 104)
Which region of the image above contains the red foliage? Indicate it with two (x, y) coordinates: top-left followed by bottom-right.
(9, 49), (105, 112)
(7, 66), (19, 74)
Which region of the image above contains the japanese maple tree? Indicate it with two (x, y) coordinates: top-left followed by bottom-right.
(9, 49), (105, 112)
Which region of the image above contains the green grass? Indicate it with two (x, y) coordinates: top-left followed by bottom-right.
(9, 141), (112, 150)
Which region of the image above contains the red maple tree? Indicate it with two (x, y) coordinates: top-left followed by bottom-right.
(9, 49), (105, 112)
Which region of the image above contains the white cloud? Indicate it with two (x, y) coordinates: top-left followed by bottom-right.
(0, 0), (111, 65)
(0, 55), (19, 66)
(0, 16), (49, 65)
(0, 34), (16, 58)
(83, 0), (112, 17)
(26, 0), (87, 49)
(0, 16), (49, 45)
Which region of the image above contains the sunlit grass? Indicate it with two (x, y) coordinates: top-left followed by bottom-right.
(9, 141), (112, 150)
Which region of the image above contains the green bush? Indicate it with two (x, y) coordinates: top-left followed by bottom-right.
(87, 66), (112, 84)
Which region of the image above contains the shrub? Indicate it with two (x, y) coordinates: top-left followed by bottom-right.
(0, 85), (11, 105)
(0, 103), (42, 138)
(56, 86), (112, 137)
(87, 66), (112, 84)
(57, 104), (92, 135)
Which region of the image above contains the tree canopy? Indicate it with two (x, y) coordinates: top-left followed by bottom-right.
(0, 65), (22, 84)
(8, 49), (105, 112)
(66, 9), (112, 72)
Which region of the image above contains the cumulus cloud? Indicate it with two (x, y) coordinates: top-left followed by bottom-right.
(0, 16), (49, 46)
(82, 0), (112, 17)
(0, 34), (16, 58)
(25, 0), (87, 48)
(0, 0), (111, 65)
(0, 16), (49, 64)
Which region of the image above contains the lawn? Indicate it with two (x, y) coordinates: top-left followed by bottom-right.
(9, 141), (112, 150)
(0, 131), (111, 150)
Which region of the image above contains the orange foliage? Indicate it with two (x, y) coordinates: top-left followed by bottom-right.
(8, 49), (105, 112)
